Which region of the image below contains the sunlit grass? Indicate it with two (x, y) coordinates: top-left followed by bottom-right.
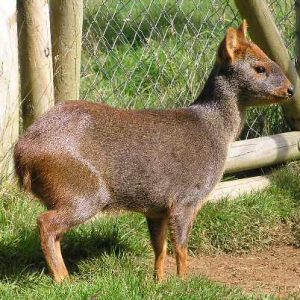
(0, 163), (300, 299)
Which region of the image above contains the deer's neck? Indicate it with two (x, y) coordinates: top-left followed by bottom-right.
(191, 63), (246, 140)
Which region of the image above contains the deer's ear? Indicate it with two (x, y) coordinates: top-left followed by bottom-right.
(237, 19), (248, 40)
(217, 27), (238, 63)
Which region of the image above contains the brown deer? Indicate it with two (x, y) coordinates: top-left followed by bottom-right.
(14, 21), (293, 283)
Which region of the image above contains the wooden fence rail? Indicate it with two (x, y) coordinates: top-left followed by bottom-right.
(208, 175), (272, 203)
(225, 132), (300, 173)
(210, 131), (300, 203)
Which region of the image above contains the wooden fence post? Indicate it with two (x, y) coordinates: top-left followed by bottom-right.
(18, 0), (54, 129)
(234, 0), (300, 131)
(50, 0), (83, 101)
(0, 1), (19, 182)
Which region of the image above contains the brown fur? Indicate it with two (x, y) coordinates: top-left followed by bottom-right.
(175, 245), (188, 278)
(14, 21), (293, 282)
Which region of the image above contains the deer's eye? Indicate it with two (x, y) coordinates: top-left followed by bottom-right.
(255, 66), (266, 74)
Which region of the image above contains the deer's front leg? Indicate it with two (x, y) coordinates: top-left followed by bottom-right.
(169, 205), (198, 278)
(146, 215), (168, 281)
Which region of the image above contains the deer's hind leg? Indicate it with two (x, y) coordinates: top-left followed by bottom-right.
(35, 159), (111, 282)
(38, 210), (70, 283)
(38, 198), (105, 283)
(146, 215), (168, 281)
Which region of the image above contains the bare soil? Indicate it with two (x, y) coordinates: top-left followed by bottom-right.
(166, 246), (300, 299)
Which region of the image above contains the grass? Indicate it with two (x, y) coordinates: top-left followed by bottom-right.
(1, 1), (296, 298)
(80, 0), (295, 138)
(81, 0), (238, 109)
(1, 162), (300, 299)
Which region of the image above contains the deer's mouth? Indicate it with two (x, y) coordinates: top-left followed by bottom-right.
(247, 94), (293, 107)
(271, 86), (294, 101)
(271, 94), (293, 102)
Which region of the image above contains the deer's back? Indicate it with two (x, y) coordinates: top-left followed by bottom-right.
(15, 101), (228, 212)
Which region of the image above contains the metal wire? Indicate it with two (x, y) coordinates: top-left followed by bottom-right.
(81, 0), (295, 139)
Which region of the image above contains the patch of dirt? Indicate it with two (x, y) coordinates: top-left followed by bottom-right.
(166, 246), (300, 299)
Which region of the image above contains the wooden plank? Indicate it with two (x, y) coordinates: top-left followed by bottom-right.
(234, 0), (300, 130)
(50, 0), (83, 101)
(225, 132), (300, 173)
(208, 175), (271, 203)
(0, 1), (19, 182)
(18, 0), (54, 129)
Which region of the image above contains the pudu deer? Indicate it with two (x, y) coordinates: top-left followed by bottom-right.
(14, 21), (294, 282)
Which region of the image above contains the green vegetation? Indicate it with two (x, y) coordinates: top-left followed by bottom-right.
(1, 162), (300, 299)
(81, 0), (238, 108)
(80, 0), (294, 138)
(0, 1), (297, 298)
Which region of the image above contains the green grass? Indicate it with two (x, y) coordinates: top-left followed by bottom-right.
(1, 162), (300, 299)
(81, 0), (238, 109)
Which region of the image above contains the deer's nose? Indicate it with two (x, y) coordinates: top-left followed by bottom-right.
(287, 86), (294, 97)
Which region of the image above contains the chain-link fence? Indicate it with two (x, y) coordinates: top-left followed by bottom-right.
(81, 0), (294, 139)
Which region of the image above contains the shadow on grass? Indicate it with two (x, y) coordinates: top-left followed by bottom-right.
(0, 227), (131, 280)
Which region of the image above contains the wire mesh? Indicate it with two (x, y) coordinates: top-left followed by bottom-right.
(81, 0), (295, 139)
